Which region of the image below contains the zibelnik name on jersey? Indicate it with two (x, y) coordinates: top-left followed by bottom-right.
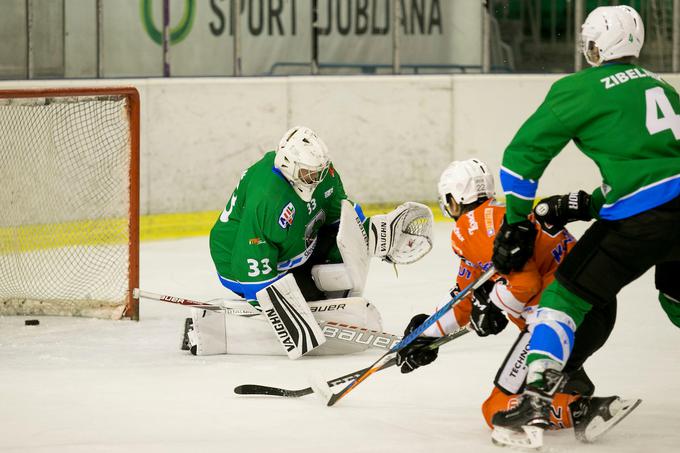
(601, 67), (661, 90)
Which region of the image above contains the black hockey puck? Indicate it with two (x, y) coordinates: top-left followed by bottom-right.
(25, 319), (40, 326)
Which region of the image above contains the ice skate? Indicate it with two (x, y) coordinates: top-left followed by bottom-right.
(563, 366), (595, 397)
(570, 395), (642, 443)
(491, 369), (566, 448)
(491, 391), (551, 449)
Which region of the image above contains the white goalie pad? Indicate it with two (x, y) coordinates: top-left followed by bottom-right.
(190, 296), (386, 356)
(336, 200), (370, 296)
(188, 308), (228, 356)
(311, 263), (353, 292)
(310, 298), (391, 354)
(256, 274), (326, 359)
(368, 201), (434, 264)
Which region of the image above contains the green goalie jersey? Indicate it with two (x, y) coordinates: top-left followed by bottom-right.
(500, 63), (680, 223)
(209, 151), (349, 301)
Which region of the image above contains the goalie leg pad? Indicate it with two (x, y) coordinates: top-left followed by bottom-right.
(224, 313), (287, 355)
(256, 274), (326, 359)
(188, 308), (228, 356)
(222, 298), (385, 355)
(309, 297), (387, 354)
(195, 296), (387, 356)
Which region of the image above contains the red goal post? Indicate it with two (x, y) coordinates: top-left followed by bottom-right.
(0, 87), (140, 320)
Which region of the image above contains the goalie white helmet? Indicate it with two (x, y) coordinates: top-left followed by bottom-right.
(438, 159), (494, 219)
(275, 126), (331, 202)
(581, 5), (644, 67)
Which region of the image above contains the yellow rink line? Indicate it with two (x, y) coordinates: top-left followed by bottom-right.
(0, 203), (447, 252)
(141, 202), (448, 241)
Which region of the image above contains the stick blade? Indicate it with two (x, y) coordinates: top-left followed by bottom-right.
(234, 384), (286, 397)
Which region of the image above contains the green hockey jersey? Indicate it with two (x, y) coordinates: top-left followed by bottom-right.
(209, 151), (349, 300)
(500, 63), (680, 223)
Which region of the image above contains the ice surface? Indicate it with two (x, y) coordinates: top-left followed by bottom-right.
(1, 223), (678, 452)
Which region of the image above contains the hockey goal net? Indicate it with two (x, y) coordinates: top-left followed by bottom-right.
(0, 87), (139, 320)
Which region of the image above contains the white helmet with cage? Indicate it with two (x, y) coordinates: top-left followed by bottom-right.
(437, 158), (495, 219)
(581, 5), (644, 67)
(275, 126), (331, 202)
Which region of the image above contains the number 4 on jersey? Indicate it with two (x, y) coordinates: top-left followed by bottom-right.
(646, 87), (680, 139)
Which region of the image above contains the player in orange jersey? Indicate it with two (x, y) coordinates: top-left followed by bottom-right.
(396, 159), (622, 438)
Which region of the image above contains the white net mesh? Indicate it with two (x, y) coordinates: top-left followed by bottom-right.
(0, 93), (135, 319)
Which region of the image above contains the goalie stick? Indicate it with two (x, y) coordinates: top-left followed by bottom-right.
(133, 288), (259, 315)
(134, 288), (402, 350)
(325, 266), (495, 407)
(233, 327), (470, 398)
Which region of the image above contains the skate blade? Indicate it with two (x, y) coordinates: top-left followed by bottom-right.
(578, 398), (642, 443)
(491, 426), (543, 449)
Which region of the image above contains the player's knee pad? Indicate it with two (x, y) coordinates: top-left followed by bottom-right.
(528, 307), (576, 331)
(189, 308), (228, 356)
(527, 308), (576, 367)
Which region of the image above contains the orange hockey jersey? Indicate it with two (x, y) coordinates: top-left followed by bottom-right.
(424, 199), (575, 337)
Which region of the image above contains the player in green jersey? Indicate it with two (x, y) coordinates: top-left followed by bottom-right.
(490, 6), (678, 448)
(184, 126), (434, 357)
(209, 126), (352, 304)
(209, 126), (431, 304)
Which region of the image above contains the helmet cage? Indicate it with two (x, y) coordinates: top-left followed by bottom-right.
(275, 126), (331, 202)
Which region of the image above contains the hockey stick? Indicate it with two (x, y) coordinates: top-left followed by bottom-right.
(233, 327), (470, 398)
(234, 361), (394, 397)
(134, 288), (402, 350)
(133, 288), (260, 315)
(325, 266), (495, 406)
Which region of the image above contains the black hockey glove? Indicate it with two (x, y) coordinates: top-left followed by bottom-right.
(469, 279), (509, 337)
(533, 191), (592, 235)
(396, 314), (439, 374)
(492, 217), (537, 275)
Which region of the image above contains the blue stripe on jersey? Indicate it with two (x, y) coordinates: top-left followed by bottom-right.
(500, 167), (538, 200)
(354, 202), (366, 222)
(272, 166), (289, 183)
(599, 174), (680, 220)
(217, 273), (285, 302)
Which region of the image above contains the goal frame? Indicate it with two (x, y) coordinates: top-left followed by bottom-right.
(0, 86), (140, 320)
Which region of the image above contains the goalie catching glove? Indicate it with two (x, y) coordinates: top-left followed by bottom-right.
(396, 314), (439, 374)
(368, 202), (434, 264)
(533, 190), (592, 235)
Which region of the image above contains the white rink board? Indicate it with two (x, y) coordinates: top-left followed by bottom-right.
(1, 74), (678, 215)
(0, 224), (679, 452)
